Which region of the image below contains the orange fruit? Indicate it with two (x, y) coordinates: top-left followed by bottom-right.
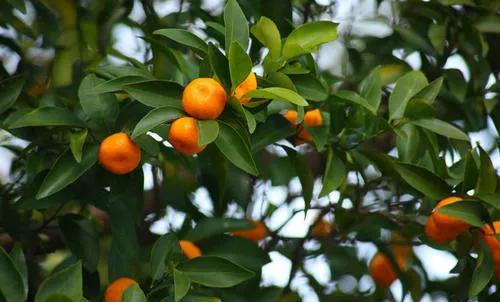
(432, 197), (469, 235)
(182, 78), (227, 120)
(425, 215), (459, 244)
(283, 110), (298, 128)
(390, 233), (412, 260)
(369, 253), (402, 288)
(168, 117), (206, 155)
(311, 219), (332, 237)
(233, 72), (257, 104)
(232, 220), (268, 241)
(99, 133), (141, 175)
(304, 109), (323, 127)
(105, 277), (137, 302)
(179, 240), (202, 259)
(481, 221), (500, 263)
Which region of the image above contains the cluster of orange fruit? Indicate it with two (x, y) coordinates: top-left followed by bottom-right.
(283, 108), (323, 145)
(369, 236), (412, 288)
(103, 219), (267, 302)
(98, 73), (257, 174)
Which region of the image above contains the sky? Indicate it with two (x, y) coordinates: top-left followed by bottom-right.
(0, 0), (499, 301)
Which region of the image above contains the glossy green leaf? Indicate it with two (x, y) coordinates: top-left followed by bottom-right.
(69, 129), (88, 163)
(229, 98), (256, 133)
(207, 43), (231, 91)
(394, 163), (450, 200)
(228, 41), (252, 89)
(395, 27), (435, 55)
(359, 68), (382, 111)
(9, 107), (86, 129)
(389, 71), (428, 120)
(78, 74), (119, 129)
(319, 149), (346, 197)
(251, 115), (295, 152)
(291, 74), (328, 101)
(121, 284), (147, 302)
(412, 119), (469, 141)
(131, 106), (184, 138)
(475, 146), (497, 195)
(92, 76), (150, 93)
(284, 147), (313, 209)
(124, 80), (183, 108)
(437, 200), (489, 227)
(59, 214), (100, 272)
(476, 193), (500, 210)
(197, 120), (219, 146)
(335, 91), (376, 114)
(178, 256), (254, 288)
(34, 262), (82, 302)
(251, 16), (281, 59)
(0, 74), (25, 115)
(475, 16), (500, 34)
(214, 122), (258, 175)
(150, 233), (182, 281)
(224, 0), (249, 53)
(461, 150), (479, 194)
(244, 87), (307, 106)
(37, 145), (98, 199)
(0, 246), (26, 302)
(174, 269), (190, 302)
(282, 21), (337, 60)
(469, 240), (494, 297)
(154, 29), (208, 55)
(413, 77), (443, 104)
(9, 244), (28, 297)
(428, 22), (448, 55)
(184, 218), (254, 242)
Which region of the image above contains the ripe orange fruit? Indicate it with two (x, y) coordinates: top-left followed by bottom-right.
(311, 219), (332, 237)
(283, 109), (323, 145)
(283, 110), (298, 128)
(168, 117), (206, 155)
(304, 109), (323, 127)
(425, 215), (458, 244)
(432, 197), (469, 235)
(369, 253), (403, 288)
(182, 78), (227, 120)
(481, 221), (500, 263)
(99, 133), (141, 175)
(179, 240), (202, 259)
(232, 220), (268, 241)
(233, 72), (257, 104)
(105, 277), (137, 302)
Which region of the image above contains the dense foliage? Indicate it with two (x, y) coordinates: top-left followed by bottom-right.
(0, 0), (500, 301)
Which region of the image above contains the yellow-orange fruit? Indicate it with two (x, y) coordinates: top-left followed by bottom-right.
(232, 220), (268, 241)
(481, 221), (500, 263)
(425, 215), (459, 244)
(179, 240), (202, 259)
(369, 253), (403, 288)
(105, 278), (137, 302)
(432, 197), (469, 235)
(283, 110), (298, 128)
(233, 72), (257, 104)
(182, 78), (227, 120)
(168, 117), (206, 155)
(304, 109), (323, 127)
(311, 219), (332, 237)
(99, 133), (141, 175)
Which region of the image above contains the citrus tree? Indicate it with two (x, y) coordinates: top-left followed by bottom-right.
(0, 0), (500, 301)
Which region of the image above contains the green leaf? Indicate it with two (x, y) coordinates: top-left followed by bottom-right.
(290, 74), (328, 101)
(184, 218), (254, 242)
(121, 284), (147, 302)
(428, 22), (448, 55)
(251, 115), (295, 152)
(124, 80), (183, 108)
(244, 87), (307, 106)
(214, 122), (258, 176)
(389, 71), (428, 121)
(475, 16), (500, 34)
(395, 27), (435, 55)
(0, 246), (26, 301)
(131, 106), (184, 138)
(0, 74), (25, 114)
(394, 163), (450, 200)
(7, 0), (26, 13)
(135, 134), (159, 156)
(78, 74), (119, 130)
(34, 262), (82, 302)
(475, 146), (497, 195)
(476, 193), (500, 210)
(282, 21), (337, 60)
(174, 269), (190, 302)
(224, 0), (249, 53)
(228, 98), (256, 133)
(154, 29), (208, 55)
(437, 200), (489, 227)
(59, 214), (100, 272)
(461, 150), (479, 194)
(228, 41), (252, 89)
(469, 240), (494, 297)
(9, 107), (86, 129)
(37, 145), (98, 199)
(92, 76), (150, 94)
(150, 233), (182, 281)
(319, 149), (346, 197)
(69, 129), (88, 163)
(284, 147), (314, 209)
(359, 68), (382, 111)
(207, 43), (231, 91)
(404, 99), (436, 120)
(177, 256), (254, 288)
(412, 119), (469, 141)
(9, 244), (28, 297)
(251, 17), (281, 59)
(335, 90), (376, 114)
(412, 77), (444, 104)
(197, 120), (219, 146)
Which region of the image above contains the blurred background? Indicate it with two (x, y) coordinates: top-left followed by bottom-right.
(1, 0), (499, 301)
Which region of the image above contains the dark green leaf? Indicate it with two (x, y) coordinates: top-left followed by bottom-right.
(9, 107), (86, 129)
(177, 256), (254, 288)
(37, 145), (98, 199)
(394, 163), (450, 200)
(284, 147), (313, 209)
(69, 129), (88, 163)
(131, 106), (184, 138)
(34, 262), (82, 302)
(475, 147), (497, 195)
(0, 246), (25, 301)
(469, 240), (494, 297)
(174, 269), (190, 302)
(413, 77), (444, 104)
(197, 120), (219, 146)
(438, 200), (489, 227)
(251, 115), (295, 152)
(319, 149), (346, 197)
(475, 193), (500, 210)
(9, 244), (28, 297)
(154, 29), (208, 55)
(124, 80), (183, 108)
(207, 43), (231, 91)
(291, 74), (327, 101)
(228, 41), (252, 89)
(0, 74), (25, 114)
(150, 233), (182, 281)
(244, 87), (307, 106)
(184, 218), (254, 242)
(224, 0), (249, 53)
(78, 74), (119, 130)
(475, 16), (500, 34)
(389, 71), (428, 121)
(282, 21), (338, 60)
(335, 90), (376, 114)
(359, 68), (382, 111)
(121, 284), (147, 302)
(461, 150), (479, 194)
(92, 76), (150, 94)
(412, 119), (469, 141)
